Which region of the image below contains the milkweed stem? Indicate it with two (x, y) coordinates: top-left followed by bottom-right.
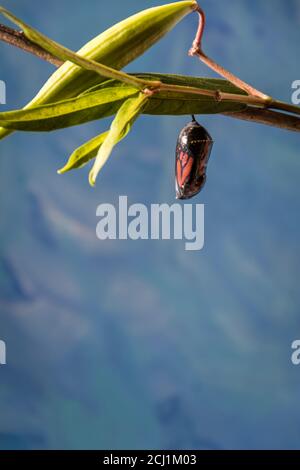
(189, 5), (271, 102)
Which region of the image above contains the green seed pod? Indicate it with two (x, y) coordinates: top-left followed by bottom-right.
(0, 1), (197, 139)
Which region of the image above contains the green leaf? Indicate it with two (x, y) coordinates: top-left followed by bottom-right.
(0, 6), (144, 89)
(58, 131), (109, 173)
(60, 74), (247, 176)
(0, 73), (247, 134)
(82, 73), (248, 96)
(89, 93), (148, 186)
(0, 74), (247, 133)
(82, 73), (248, 115)
(0, 87), (137, 131)
(145, 94), (245, 115)
(141, 73), (248, 115)
(0, 1), (196, 140)
(0, 3), (195, 100)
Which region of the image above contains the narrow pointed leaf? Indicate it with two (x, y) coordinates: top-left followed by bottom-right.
(0, 87), (137, 131)
(58, 131), (109, 173)
(89, 93), (148, 186)
(0, 6), (145, 89)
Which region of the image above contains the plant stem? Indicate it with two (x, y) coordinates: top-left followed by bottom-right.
(157, 83), (266, 107)
(0, 23), (63, 67)
(224, 107), (300, 132)
(45, 44), (158, 90)
(192, 49), (271, 102)
(268, 99), (300, 117)
(189, 6), (270, 101)
(157, 83), (300, 116)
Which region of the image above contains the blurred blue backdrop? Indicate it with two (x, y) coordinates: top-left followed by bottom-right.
(0, 0), (300, 450)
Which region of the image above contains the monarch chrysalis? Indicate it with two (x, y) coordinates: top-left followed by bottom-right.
(175, 115), (213, 200)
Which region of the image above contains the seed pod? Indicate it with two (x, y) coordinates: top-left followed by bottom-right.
(0, 1), (197, 140)
(175, 116), (213, 200)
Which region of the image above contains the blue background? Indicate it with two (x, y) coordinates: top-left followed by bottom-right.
(0, 0), (300, 450)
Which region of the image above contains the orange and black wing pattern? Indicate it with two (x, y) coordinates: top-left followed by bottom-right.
(175, 116), (213, 200)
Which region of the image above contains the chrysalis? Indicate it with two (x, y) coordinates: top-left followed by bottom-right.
(175, 115), (213, 200)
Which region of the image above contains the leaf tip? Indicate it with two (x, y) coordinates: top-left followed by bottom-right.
(88, 170), (96, 187)
(191, 1), (199, 11)
(57, 166), (68, 175)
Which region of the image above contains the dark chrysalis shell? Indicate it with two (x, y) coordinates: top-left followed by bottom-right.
(175, 116), (213, 200)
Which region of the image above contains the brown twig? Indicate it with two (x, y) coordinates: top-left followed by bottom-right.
(0, 23), (63, 66)
(189, 6), (270, 101)
(224, 107), (300, 133)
